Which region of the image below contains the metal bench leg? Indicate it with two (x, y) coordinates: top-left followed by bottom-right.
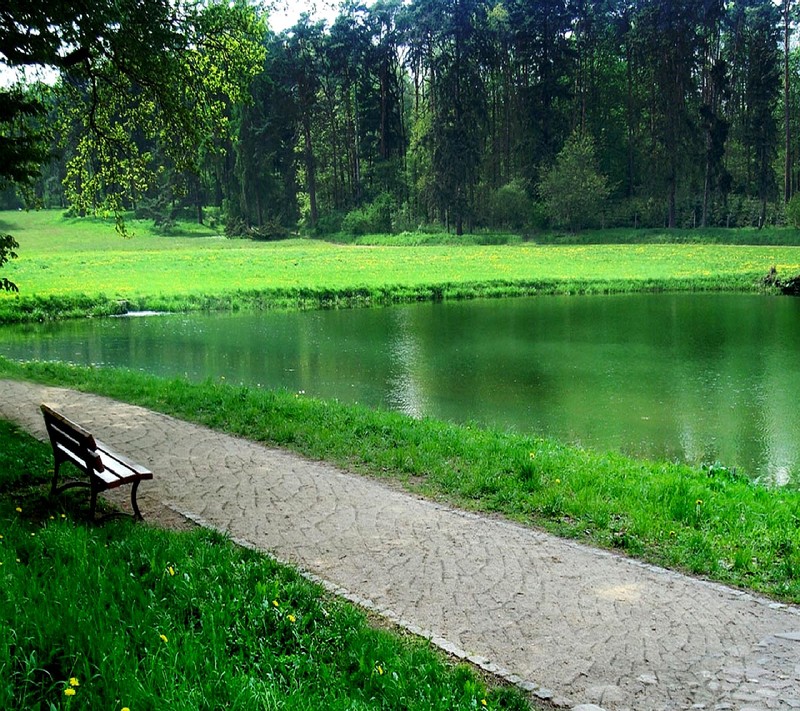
(130, 480), (144, 521)
(89, 484), (100, 520)
(50, 459), (61, 497)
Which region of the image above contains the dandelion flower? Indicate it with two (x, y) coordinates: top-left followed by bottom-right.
(481, 699), (487, 707)
(168, 566), (175, 576)
(69, 678), (79, 687)
(288, 614), (296, 623)
(159, 634), (168, 644)
(272, 599), (279, 607)
(376, 664), (384, 676)
(64, 688), (76, 697)
(15, 507), (21, 513)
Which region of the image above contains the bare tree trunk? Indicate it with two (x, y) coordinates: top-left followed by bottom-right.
(303, 116), (318, 227)
(784, 0), (792, 203)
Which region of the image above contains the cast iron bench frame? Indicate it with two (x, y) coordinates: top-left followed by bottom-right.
(40, 403), (153, 521)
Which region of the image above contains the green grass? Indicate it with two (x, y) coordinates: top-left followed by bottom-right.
(3, 358), (800, 604)
(2, 210), (800, 322)
(351, 225), (800, 247)
(0, 419), (531, 711)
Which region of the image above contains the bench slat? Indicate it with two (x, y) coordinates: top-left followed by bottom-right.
(54, 441), (101, 474)
(95, 439), (153, 476)
(97, 450), (153, 488)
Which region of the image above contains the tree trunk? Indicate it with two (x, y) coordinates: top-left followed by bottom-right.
(303, 116), (318, 227)
(785, 0), (792, 203)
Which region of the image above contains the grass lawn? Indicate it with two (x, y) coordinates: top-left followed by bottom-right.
(2, 210), (800, 323)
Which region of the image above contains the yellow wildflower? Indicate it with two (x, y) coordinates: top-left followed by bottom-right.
(168, 566), (175, 576)
(69, 678), (79, 687)
(64, 688), (76, 697)
(272, 599), (279, 607)
(555, 478), (561, 484)
(376, 664), (384, 676)
(122, 708), (131, 711)
(159, 634), (168, 644)
(15, 507), (21, 513)
(481, 700), (487, 707)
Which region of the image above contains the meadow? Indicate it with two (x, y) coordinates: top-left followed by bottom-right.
(2, 210), (800, 322)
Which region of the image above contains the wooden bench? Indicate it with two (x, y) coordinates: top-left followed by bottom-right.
(40, 403), (153, 521)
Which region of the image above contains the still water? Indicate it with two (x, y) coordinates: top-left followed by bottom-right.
(1, 293), (799, 484)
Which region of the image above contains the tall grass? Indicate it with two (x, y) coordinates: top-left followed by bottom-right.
(0, 419), (530, 710)
(3, 358), (800, 603)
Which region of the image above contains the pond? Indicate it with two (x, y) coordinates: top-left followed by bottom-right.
(1, 293), (799, 485)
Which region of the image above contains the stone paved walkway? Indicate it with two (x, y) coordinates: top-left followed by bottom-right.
(2, 379), (800, 710)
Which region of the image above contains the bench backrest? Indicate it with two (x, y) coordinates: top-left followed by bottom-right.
(40, 404), (104, 474)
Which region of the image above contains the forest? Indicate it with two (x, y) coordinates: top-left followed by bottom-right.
(5, 0), (800, 236)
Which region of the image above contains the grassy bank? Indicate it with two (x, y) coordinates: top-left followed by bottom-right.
(2, 210), (800, 322)
(2, 358), (799, 604)
(0, 419), (530, 710)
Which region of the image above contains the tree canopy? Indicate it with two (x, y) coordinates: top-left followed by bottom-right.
(0, 0), (265, 289)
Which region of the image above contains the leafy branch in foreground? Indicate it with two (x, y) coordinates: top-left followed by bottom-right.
(0, 233), (19, 292)
(58, 0), (266, 223)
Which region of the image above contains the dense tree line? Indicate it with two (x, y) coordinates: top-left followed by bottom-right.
(8, 0), (800, 234)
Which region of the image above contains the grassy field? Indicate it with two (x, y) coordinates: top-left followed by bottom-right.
(0, 420), (529, 710)
(2, 210), (800, 322)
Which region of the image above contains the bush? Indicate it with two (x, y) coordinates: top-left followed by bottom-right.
(342, 193), (395, 235)
(489, 180), (534, 230)
(785, 194), (800, 229)
(312, 210), (345, 236)
(134, 194), (178, 233)
(538, 130), (611, 232)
